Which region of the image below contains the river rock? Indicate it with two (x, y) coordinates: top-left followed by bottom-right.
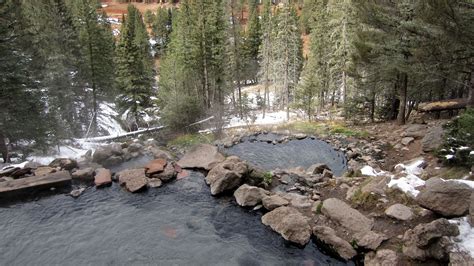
(147, 147), (173, 160)
(70, 187), (85, 198)
(402, 218), (459, 261)
(177, 144), (225, 170)
(71, 167), (95, 181)
(364, 249), (401, 266)
(94, 168), (112, 188)
(262, 195), (289, 210)
(355, 231), (388, 250)
(34, 166), (56, 177)
(92, 144), (123, 164)
(385, 204), (414, 221)
(322, 198), (374, 234)
(233, 184), (269, 207)
(421, 126), (444, 152)
(117, 169), (148, 193)
(313, 226), (357, 260)
(261, 206), (311, 246)
(416, 178), (473, 217)
(401, 137), (415, 146)
(49, 158), (78, 171)
(283, 193), (315, 212)
(128, 143), (143, 153)
(102, 156), (123, 167)
(145, 159), (167, 175)
(152, 163), (177, 182)
(307, 163), (331, 175)
(205, 156), (247, 195)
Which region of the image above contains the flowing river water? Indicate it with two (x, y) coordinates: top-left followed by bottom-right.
(0, 135), (350, 265)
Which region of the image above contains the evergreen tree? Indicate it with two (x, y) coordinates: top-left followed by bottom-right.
(0, 0), (48, 161)
(152, 7), (173, 56)
(69, 0), (116, 136)
(115, 4), (155, 129)
(241, 0), (261, 84)
(258, 0), (274, 118)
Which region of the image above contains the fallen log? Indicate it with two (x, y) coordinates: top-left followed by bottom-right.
(418, 98), (468, 112)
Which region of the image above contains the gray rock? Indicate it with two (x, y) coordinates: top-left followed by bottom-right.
(71, 167), (95, 181)
(283, 193), (315, 212)
(402, 124), (428, 139)
(147, 178), (163, 188)
(306, 163), (331, 175)
(361, 176), (390, 196)
(402, 218), (459, 261)
(128, 143), (143, 153)
(177, 144), (225, 170)
(416, 178), (473, 217)
(34, 166), (57, 177)
(385, 204), (414, 221)
(421, 126), (445, 152)
(355, 231), (387, 250)
(101, 155), (123, 167)
(233, 184), (269, 207)
(117, 168), (148, 193)
(49, 158), (78, 171)
(205, 156), (247, 195)
(364, 249), (401, 266)
(262, 195), (289, 210)
(322, 198), (374, 234)
(92, 144), (123, 164)
(261, 206), (311, 246)
(70, 187), (85, 198)
(313, 226), (357, 260)
(401, 137), (415, 146)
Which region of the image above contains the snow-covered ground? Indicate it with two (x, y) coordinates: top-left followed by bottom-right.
(450, 217), (474, 258)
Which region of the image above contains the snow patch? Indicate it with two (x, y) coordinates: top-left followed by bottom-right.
(388, 159), (426, 197)
(446, 154), (455, 160)
(450, 217), (474, 258)
(96, 103), (126, 137)
(226, 111), (295, 129)
(470, 151), (474, 156)
(1, 161), (29, 170)
(361, 165), (386, 177)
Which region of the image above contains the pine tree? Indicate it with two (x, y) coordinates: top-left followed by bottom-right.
(0, 0), (49, 161)
(151, 7), (172, 56)
(272, 3), (303, 120)
(228, 0), (245, 118)
(258, 0), (274, 118)
(69, 0), (116, 136)
(115, 4), (155, 130)
(241, 0), (261, 84)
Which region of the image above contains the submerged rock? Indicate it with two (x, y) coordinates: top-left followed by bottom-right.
(205, 156), (247, 195)
(177, 144), (225, 170)
(117, 169), (148, 193)
(416, 178), (473, 217)
(233, 184), (269, 207)
(385, 204), (414, 221)
(261, 206), (311, 246)
(313, 226), (357, 260)
(94, 168), (112, 188)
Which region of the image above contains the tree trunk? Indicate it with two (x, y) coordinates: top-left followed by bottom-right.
(0, 131), (9, 163)
(468, 72), (474, 107)
(397, 72), (408, 125)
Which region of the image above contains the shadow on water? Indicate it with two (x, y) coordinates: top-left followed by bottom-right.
(0, 137), (352, 265)
(224, 134), (348, 176)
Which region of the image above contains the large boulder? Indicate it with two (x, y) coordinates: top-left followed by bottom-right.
(177, 144), (225, 170)
(421, 125), (444, 152)
(402, 218), (459, 261)
(385, 204), (414, 221)
(34, 166), (56, 177)
(313, 226), (357, 260)
(205, 156), (247, 195)
(321, 198), (374, 234)
(261, 206), (311, 246)
(364, 249), (401, 266)
(233, 184), (269, 207)
(416, 178), (473, 217)
(117, 169), (148, 193)
(402, 124), (428, 139)
(262, 194), (289, 210)
(306, 163), (330, 175)
(94, 168), (112, 188)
